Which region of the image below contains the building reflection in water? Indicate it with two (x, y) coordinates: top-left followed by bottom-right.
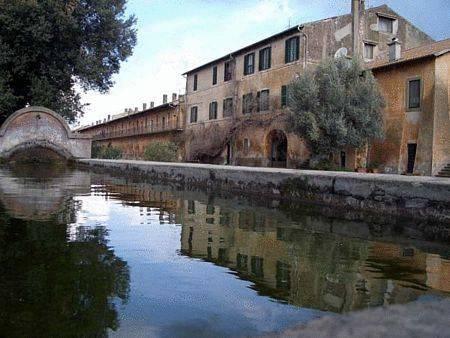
(89, 172), (450, 314)
(177, 199), (450, 313)
(0, 165), (130, 336)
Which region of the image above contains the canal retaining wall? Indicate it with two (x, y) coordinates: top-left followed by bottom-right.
(77, 159), (450, 222)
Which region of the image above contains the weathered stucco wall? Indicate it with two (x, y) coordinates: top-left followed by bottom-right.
(78, 159), (450, 222)
(432, 52), (450, 174)
(370, 58), (436, 175)
(0, 107), (91, 159)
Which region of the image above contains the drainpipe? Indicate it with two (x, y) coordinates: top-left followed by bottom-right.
(298, 25), (308, 69)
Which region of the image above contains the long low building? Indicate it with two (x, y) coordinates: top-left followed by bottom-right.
(77, 95), (185, 160)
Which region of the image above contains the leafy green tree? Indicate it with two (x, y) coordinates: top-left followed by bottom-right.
(287, 57), (385, 157)
(0, 0), (137, 124)
(92, 144), (122, 159)
(144, 141), (178, 162)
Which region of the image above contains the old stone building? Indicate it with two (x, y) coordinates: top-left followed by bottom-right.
(366, 39), (450, 176)
(77, 94), (185, 159)
(183, 2), (433, 168)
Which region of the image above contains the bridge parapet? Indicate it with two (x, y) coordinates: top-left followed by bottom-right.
(0, 106), (91, 159)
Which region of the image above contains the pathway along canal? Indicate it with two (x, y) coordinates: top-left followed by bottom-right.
(0, 163), (448, 337)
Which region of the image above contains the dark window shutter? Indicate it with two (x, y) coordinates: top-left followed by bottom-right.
(285, 39), (289, 63)
(295, 36), (300, 60)
(257, 91), (261, 112)
(281, 86), (287, 107)
(268, 47), (271, 68)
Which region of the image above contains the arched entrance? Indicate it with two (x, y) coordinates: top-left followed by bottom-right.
(267, 130), (287, 168)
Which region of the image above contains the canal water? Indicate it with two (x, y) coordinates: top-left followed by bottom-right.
(0, 164), (449, 337)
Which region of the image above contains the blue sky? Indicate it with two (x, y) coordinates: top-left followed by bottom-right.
(78, 0), (450, 126)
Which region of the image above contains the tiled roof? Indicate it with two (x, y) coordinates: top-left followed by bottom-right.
(366, 38), (450, 70)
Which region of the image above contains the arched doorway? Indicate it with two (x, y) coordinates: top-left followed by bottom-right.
(267, 130), (287, 168)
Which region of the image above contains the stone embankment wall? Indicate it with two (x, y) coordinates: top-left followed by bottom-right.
(77, 159), (450, 222)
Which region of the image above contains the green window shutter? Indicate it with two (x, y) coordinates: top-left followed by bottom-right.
(281, 86), (287, 107)
(256, 91), (261, 112)
(285, 39), (289, 63)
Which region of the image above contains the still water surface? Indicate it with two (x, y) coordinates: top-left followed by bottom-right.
(0, 164), (449, 337)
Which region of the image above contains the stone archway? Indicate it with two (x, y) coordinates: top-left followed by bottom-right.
(266, 129), (288, 168)
(0, 106), (91, 160)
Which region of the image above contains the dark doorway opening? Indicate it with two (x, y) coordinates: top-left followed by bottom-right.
(267, 130), (287, 168)
(340, 151), (346, 168)
(407, 143), (417, 174)
(226, 142), (231, 165)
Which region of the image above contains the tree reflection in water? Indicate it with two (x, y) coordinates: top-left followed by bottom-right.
(0, 165), (130, 337)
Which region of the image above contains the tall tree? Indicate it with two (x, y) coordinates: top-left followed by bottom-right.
(287, 57), (385, 158)
(0, 0), (137, 124)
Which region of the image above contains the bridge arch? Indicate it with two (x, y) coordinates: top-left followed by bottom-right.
(0, 106), (91, 160)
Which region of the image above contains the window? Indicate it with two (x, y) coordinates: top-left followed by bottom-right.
(259, 47), (271, 71)
(378, 16), (394, 33)
(209, 101), (218, 120)
(244, 53), (255, 75)
(281, 85), (288, 107)
(190, 106), (198, 123)
(408, 79), (421, 109)
(251, 256), (264, 277)
(285, 36), (300, 63)
(193, 74), (198, 91)
(212, 66), (218, 85)
(276, 261), (291, 290)
(188, 200), (195, 214)
(162, 117), (165, 129)
(364, 43), (375, 60)
(223, 98), (233, 117)
(224, 61), (232, 81)
(257, 89), (269, 112)
(237, 254), (248, 271)
(242, 93), (253, 114)
(243, 138), (250, 154)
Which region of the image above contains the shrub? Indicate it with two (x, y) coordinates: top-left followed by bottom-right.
(143, 142), (178, 162)
(92, 144), (122, 159)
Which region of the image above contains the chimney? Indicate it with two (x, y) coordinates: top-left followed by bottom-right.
(351, 0), (365, 58)
(143, 103), (147, 110)
(388, 38), (401, 62)
(150, 101), (155, 108)
(134, 107), (138, 113)
(124, 108), (127, 113)
(163, 94), (168, 104)
(107, 114), (111, 121)
(172, 93), (177, 102)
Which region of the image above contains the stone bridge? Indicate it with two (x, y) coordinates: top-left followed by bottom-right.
(0, 106), (91, 160)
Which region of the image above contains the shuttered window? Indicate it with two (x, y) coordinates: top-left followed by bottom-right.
(408, 79), (421, 109)
(223, 98), (233, 117)
(259, 47), (271, 71)
(242, 93), (253, 114)
(190, 106), (198, 123)
(379, 16), (394, 33)
(209, 101), (218, 120)
(224, 61), (232, 81)
(193, 74), (198, 91)
(281, 85), (288, 107)
(257, 89), (270, 112)
(285, 36), (300, 63)
(212, 66), (217, 85)
(244, 53), (255, 75)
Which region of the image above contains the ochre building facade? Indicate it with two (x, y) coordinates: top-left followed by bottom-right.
(367, 39), (450, 176)
(182, 2), (433, 168)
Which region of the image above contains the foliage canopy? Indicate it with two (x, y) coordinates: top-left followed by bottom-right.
(287, 57), (385, 156)
(0, 0), (137, 124)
